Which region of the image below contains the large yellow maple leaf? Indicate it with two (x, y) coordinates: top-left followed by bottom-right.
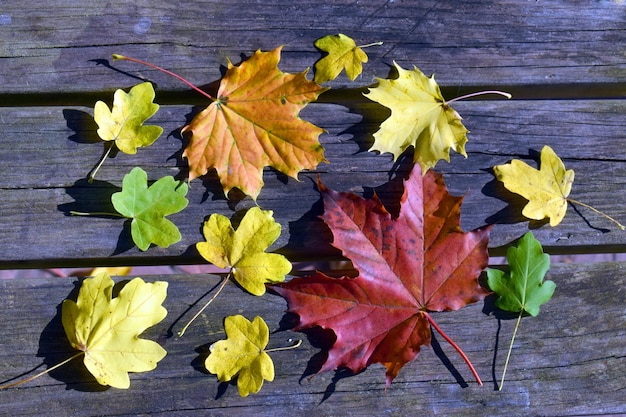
(181, 47), (327, 200)
(364, 62), (468, 173)
(62, 272), (168, 388)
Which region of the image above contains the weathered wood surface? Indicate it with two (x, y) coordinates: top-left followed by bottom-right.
(2, 0), (626, 415)
(0, 263), (624, 416)
(1, 99), (625, 268)
(1, 0), (626, 97)
(1, 0), (626, 268)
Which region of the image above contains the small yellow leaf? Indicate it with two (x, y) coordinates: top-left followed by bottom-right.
(196, 207), (292, 296)
(94, 82), (163, 154)
(493, 145), (574, 226)
(364, 62), (468, 173)
(314, 33), (369, 83)
(205, 315), (274, 397)
(61, 272), (168, 388)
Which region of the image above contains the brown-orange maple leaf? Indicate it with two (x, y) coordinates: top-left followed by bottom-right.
(181, 47), (328, 200)
(271, 165), (491, 386)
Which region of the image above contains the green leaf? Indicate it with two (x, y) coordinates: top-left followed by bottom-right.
(111, 167), (189, 251)
(94, 82), (163, 154)
(487, 231), (555, 316)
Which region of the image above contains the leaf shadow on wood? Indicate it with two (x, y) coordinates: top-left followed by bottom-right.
(482, 293), (525, 391)
(63, 109), (100, 144)
(320, 87), (390, 155)
(36, 281), (108, 392)
(430, 331), (468, 388)
(362, 153), (414, 217)
(89, 59), (150, 85)
(63, 108), (123, 181)
(275, 311), (335, 375)
(57, 178), (135, 255)
(480, 151), (549, 229)
(274, 309), (376, 403)
(277, 176), (338, 261)
(569, 202), (610, 233)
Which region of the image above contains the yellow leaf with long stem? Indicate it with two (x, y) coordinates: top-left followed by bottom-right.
(494, 145), (623, 229)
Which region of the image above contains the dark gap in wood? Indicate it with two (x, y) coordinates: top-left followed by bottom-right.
(2, 245), (626, 271)
(2, 82), (626, 108)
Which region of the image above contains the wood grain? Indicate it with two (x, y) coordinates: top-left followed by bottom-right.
(1, 1), (626, 415)
(1, 0), (626, 97)
(0, 263), (624, 416)
(0, 99), (625, 268)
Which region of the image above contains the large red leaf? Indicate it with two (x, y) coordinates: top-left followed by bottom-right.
(271, 165), (491, 386)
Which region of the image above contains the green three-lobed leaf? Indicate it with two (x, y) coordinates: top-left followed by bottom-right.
(487, 232), (555, 316)
(112, 167), (189, 251)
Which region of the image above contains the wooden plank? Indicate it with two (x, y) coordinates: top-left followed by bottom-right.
(0, 262), (624, 416)
(1, 0), (626, 96)
(0, 99), (625, 268)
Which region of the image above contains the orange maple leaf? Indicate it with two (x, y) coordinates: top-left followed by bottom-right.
(181, 47), (328, 200)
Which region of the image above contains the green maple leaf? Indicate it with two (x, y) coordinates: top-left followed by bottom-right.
(94, 82), (163, 154)
(488, 231), (555, 317)
(487, 231), (555, 390)
(111, 167), (189, 251)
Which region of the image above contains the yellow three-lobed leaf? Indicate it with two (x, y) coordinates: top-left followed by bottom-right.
(196, 207), (292, 296)
(94, 82), (163, 154)
(364, 62), (468, 173)
(205, 315), (274, 397)
(61, 272), (168, 389)
(314, 33), (369, 83)
(493, 145), (574, 226)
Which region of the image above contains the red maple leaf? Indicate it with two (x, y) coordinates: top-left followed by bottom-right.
(271, 165), (491, 386)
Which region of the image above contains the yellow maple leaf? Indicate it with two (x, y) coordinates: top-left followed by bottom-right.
(196, 207), (292, 296)
(181, 47), (327, 200)
(93, 82), (163, 154)
(314, 34), (380, 83)
(61, 272), (168, 388)
(364, 62), (468, 173)
(205, 315), (274, 397)
(493, 145), (574, 226)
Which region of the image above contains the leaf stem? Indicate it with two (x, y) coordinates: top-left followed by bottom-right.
(425, 312), (482, 386)
(178, 272), (231, 338)
(69, 211), (125, 218)
(357, 41), (383, 49)
(265, 339), (303, 353)
(88, 142), (114, 183)
(0, 352), (84, 390)
(446, 90), (512, 105)
(567, 197), (625, 230)
(112, 54), (215, 101)
(499, 311), (523, 391)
